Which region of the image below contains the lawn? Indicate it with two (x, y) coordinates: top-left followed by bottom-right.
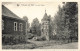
(2, 40), (78, 49)
(2, 43), (37, 49)
(37, 42), (78, 49)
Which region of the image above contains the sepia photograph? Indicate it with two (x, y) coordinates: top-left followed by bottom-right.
(2, 2), (78, 49)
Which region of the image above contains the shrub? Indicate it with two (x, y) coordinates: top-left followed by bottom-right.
(36, 37), (46, 41)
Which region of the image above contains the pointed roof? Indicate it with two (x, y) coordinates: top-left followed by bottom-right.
(42, 10), (50, 21)
(2, 5), (23, 20)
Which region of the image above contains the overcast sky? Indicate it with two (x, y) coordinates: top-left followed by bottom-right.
(2, 2), (63, 24)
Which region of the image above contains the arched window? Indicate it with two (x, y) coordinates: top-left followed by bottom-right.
(14, 22), (17, 31)
(19, 23), (23, 31)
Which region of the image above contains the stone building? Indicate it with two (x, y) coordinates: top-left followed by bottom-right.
(2, 5), (27, 44)
(41, 10), (51, 41)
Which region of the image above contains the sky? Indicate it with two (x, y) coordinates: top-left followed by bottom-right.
(2, 2), (63, 24)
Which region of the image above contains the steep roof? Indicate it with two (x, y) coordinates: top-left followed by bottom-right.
(42, 12), (51, 21)
(2, 5), (23, 20)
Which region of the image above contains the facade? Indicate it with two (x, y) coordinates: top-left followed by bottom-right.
(41, 10), (51, 41)
(2, 5), (27, 44)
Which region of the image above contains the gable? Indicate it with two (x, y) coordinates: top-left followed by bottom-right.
(2, 5), (23, 20)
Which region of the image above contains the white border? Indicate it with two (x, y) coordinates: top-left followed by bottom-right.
(0, 0), (80, 51)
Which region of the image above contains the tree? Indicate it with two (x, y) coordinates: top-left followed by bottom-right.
(31, 18), (41, 36)
(53, 5), (66, 40)
(23, 16), (30, 42)
(49, 16), (54, 39)
(23, 16), (30, 33)
(53, 2), (78, 42)
(64, 2), (78, 42)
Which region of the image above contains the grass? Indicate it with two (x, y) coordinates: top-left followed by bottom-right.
(37, 42), (78, 49)
(2, 43), (37, 49)
(2, 40), (78, 49)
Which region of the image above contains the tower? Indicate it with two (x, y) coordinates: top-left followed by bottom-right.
(41, 10), (50, 41)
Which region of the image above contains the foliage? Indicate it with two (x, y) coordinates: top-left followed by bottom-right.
(23, 16), (30, 33)
(53, 2), (78, 42)
(30, 18), (41, 36)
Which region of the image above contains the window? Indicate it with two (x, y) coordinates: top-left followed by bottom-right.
(19, 23), (23, 31)
(14, 22), (17, 31)
(44, 25), (46, 29)
(46, 22), (47, 24)
(42, 23), (44, 25)
(46, 25), (48, 29)
(42, 29), (43, 32)
(46, 32), (48, 35)
(2, 20), (4, 30)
